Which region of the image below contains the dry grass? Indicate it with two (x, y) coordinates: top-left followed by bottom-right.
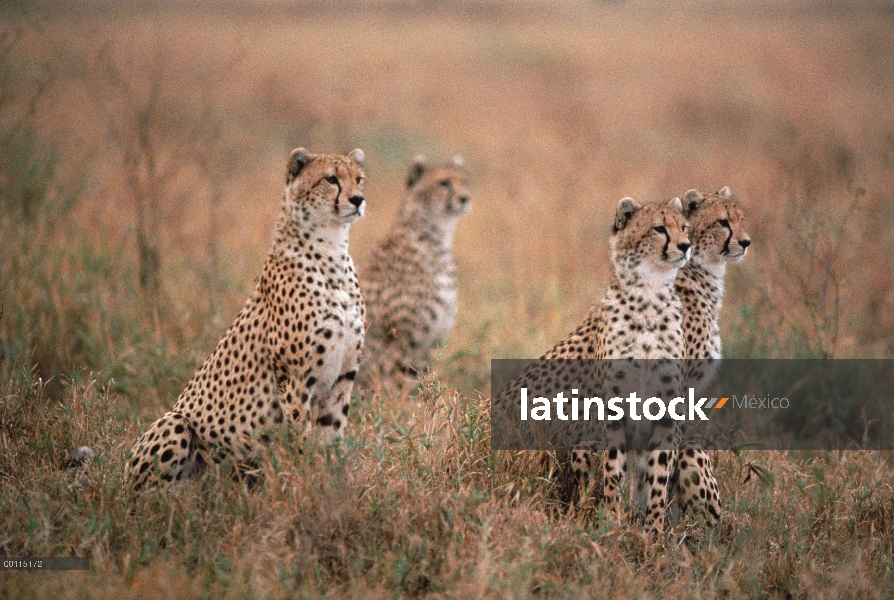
(3, 372), (894, 598)
(2, 1), (894, 597)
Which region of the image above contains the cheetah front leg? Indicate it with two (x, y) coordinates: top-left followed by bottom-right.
(642, 448), (676, 534)
(276, 374), (315, 438)
(602, 420), (628, 523)
(371, 311), (427, 392)
(270, 321), (355, 443)
(311, 320), (363, 440)
(570, 441), (602, 503)
(568, 384), (604, 496)
(314, 369), (356, 439)
(276, 357), (354, 443)
(641, 420), (680, 534)
(671, 442), (721, 526)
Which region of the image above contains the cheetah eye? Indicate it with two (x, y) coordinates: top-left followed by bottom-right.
(324, 175), (339, 185)
(356, 176), (364, 185)
(718, 219), (730, 228)
(439, 179), (451, 188)
(653, 225), (667, 235)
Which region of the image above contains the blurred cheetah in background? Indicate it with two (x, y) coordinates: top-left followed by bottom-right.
(497, 197), (694, 533)
(670, 186), (751, 525)
(359, 155), (470, 392)
(125, 148), (367, 490)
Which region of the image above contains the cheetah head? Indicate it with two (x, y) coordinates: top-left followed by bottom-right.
(401, 155), (470, 221)
(611, 196), (692, 277)
(283, 148), (366, 227)
(681, 186), (751, 267)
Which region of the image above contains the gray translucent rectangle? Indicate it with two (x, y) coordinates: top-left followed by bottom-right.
(491, 359), (894, 450)
(0, 557), (90, 570)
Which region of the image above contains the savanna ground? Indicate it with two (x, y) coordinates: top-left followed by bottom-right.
(2, 1), (894, 597)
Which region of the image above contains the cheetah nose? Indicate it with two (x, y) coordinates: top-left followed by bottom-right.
(739, 238), (751, 249)
(677, 242), (692, 254)
(458, 195), (470, 205)
(349, 195), (364, 208)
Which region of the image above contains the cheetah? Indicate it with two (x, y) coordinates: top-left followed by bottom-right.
(677, 186), (751, 372)
(669, 186), (751, 525)
(496, 197), (692, 533)
(359, 155), (470, 392)
(125, 148), (367, 490)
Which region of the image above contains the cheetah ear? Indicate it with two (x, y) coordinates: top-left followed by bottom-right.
(287, 148), (313, 184)
(613, 197), (642, 232)
(407, 155), (427, 188)
(718, 185), (732, 199)
(348, 148), (364, 164)
(670, 196), (683, 213)
(451, 155), (465, 168)
(682, 189), (705, 218)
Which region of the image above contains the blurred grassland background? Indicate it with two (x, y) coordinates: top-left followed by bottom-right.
(2, 1), (894, 598)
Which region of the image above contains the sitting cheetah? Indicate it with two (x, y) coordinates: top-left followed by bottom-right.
(497, 197), (692, 533)
(125, 148), (367, 490)
(359, 155), (470, 392)
(670, 186), (751, 524)
(677, 187), (751, 374)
